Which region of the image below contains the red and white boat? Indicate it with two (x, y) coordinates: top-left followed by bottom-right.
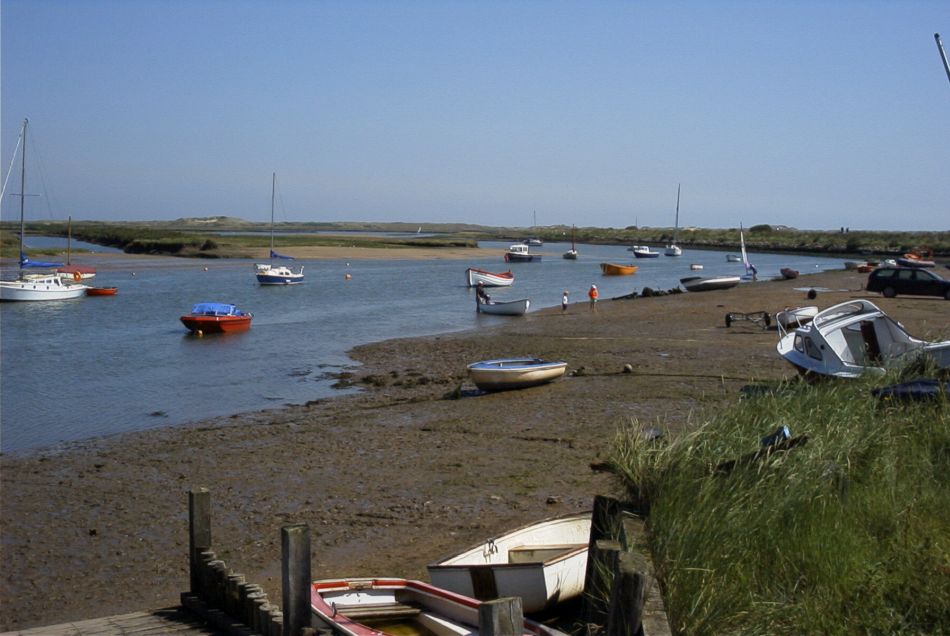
(311, 578), (565, 636)
(466, 267), (514, 287)
(180, 302), (252, 334)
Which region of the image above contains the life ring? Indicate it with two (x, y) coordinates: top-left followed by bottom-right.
(73, 271), (82, 282)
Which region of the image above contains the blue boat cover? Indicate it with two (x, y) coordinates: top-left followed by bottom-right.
(20, 252), (63, 268)
(191, 302), (243, 316)
(270, 250), (295, 260)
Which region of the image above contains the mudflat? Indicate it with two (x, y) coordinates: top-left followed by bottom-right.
(1, 267), (946, 631)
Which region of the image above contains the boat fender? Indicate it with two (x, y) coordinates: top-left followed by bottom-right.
(73, 271), (82, 282)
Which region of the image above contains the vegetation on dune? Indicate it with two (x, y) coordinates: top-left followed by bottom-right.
(606, 374), (950, 635)
(0, 218), (946, 259)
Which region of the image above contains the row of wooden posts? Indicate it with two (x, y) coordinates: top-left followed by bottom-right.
(185, 488), (655, 636)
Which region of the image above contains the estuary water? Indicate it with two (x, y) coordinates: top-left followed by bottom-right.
(0, 240), (846, 453)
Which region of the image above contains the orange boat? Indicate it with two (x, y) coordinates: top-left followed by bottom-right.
(599, 262), (638, 276)
(180, 302), (253, 334)
(86, 287), (118, 296)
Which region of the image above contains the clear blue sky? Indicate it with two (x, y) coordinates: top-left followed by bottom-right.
(2, 0), (948, 231)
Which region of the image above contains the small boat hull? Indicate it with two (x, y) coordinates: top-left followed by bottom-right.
(255, 264), (304, 284)
(599, 262), (638, 276)
(629, 245), (659, 258)
(680, 275), (741, 292)
(780, 267), (800, 279)
(428, 512), (591, 613)
(562, 250), (578, 260)
(505, 244), (541, 262)
(726, 254), (742, 262)
(86, 287), (118, 296)
(466, 267), (514, 287)
(311, 578), (561, 636)
(477, 298), (530, 316)
(468, 358), (567, 391)
(664, 245), (682, 257)
(180, 303), (253, 334)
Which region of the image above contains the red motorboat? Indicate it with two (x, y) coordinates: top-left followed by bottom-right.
(86, 287), (118, 296)
(180, 302), (253, 334)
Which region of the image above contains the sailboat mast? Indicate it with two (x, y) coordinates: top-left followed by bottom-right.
(18, 119), (27, 265)
(674, 184), (680, 240)
(936, 33), (950, 87)
(270, 172), (276, 254)
(67, 215), (72, 265)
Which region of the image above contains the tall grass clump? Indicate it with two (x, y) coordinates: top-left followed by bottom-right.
(607, 378), (949, 635)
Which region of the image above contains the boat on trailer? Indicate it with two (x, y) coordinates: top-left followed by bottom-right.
(776, 299), (950, 379)
(180, 302), (253, 334)
(310, 578), (565, 636)
(468, 358), (567, 391)
(427, 512), (591, 613)
(466, 267), (514, 287)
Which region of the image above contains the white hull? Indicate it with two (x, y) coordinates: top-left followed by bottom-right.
(775, 306), (819, 331)
(680, 275), (741, 292)
(777, 299), (950, 379)
(477, 298), (529, 315)
(466, 268), (514, 287)
(664, 245), (682, 257)
(0, 276), (87, 301)
(428, 512), (591, 613)
(467, 358), (566, 391)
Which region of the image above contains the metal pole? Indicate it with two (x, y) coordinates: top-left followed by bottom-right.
(936, 34), (950, 87)
(19, 119), (27, 267)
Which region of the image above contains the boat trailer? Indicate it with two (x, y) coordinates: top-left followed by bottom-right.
(725, 311), (771, 329)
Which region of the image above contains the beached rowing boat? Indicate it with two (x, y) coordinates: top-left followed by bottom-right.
(477, 298), (530, 315)
(468, 358), (567, 391)
(311, 578), (566, 635)
(680, 275), (741, 292)
(427, 512), (591, 613)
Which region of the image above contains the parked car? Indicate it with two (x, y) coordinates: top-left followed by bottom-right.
(866, 266), (950, 300)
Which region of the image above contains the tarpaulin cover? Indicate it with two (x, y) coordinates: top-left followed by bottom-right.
(269, 250), (295, 260)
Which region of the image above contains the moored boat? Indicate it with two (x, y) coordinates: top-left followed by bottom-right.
(85, 286), (118, 296)
(664, 184), (683, 256)
(726, 254), (742, 262)
(599, 262), (638, 276)
(468, 358), (567, 391)
(180, 302), (253, 334)
(310, 578), (564, 636)
(562, 225), (578, 259)
(428, 512), (591, 613)
(690, 263), (703, 270)
(776, 299), (950, 379)
(505, 243), (542, 262)
(680, 275), (741, 292)
(629, 245), (659, 258)
(255, 173), (304, 285)
(466, 267), (514, 287)
(477, 297), (530, 315)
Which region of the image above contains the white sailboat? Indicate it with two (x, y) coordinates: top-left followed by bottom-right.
(664, 184), (682, 256)
(740, 224), (757, 280)
(254, 173), (304, 285)
(563, 224), (578, 259)
(0, 119), (87, 302)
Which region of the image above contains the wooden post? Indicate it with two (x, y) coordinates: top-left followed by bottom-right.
(582, 495), (624, 629)
(478, 597), (523, 636)
(282, 524), (312, 636)
(606, 552), (646, 636)
(188, 488), (212, 594)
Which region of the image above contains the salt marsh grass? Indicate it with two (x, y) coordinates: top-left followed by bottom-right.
(608, 377), (949, 635)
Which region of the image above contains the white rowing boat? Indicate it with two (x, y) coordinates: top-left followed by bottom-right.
(310, 578), (565, 635)
(466, 267), (514, 287)
(467, 358), (567, 391)
(680, 275), (741, 292)
(477, 298), (530, 315)
(427, 512), (591, 613)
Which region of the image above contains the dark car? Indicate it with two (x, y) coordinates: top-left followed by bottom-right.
(866, 266), (950, 300)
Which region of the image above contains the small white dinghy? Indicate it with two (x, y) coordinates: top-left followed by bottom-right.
(680, 275), (741, 292)
(466, 267), (514, 287)
(776, 299), (950, 379)
(428, 512), (591, 613)
(468, 358), (567, 391)
(310, 578), (565, 636)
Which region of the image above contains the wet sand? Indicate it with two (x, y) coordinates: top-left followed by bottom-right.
(1, 264), (946, 631)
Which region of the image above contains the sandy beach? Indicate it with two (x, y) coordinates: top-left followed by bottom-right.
(1, 258), (947, 631)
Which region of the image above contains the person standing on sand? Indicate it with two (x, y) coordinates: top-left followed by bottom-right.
(562, 290), (569, 312)
(588, 284), (598, 312)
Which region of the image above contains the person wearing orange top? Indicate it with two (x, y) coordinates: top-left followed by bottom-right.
(588, 284), (598, 312)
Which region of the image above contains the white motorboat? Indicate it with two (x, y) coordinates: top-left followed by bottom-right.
(0, 119), (88, 302)
(477, 297), (530, 316)
(776, 299), (950, 379)
(255, 173), (304, 285)
(726, 254), (742, 262)
(466, 267), (514, 287)
(428, 512), (591, 613)
(311, 578), (564, 636)
(505, 243), (542, 262)
(629, 245), (659, 258)
(775, 306), (819, 330)
(467, 358), (567, 391)
(680, 275), (741, 292)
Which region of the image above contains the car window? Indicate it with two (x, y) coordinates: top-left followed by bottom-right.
(897, 269), (915, 280)
(873, 269), (895, 279)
